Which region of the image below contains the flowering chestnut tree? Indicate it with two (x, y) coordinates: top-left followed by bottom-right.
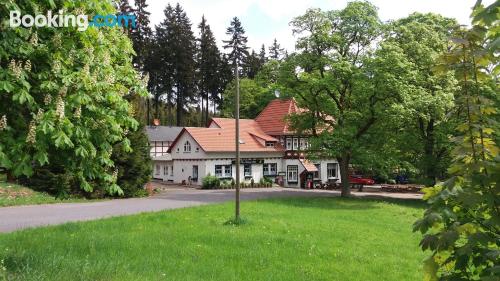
(0, 0), (148, 195)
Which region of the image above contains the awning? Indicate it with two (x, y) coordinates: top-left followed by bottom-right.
(300, 159), (318, 172)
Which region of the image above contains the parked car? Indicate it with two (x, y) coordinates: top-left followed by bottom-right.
(348, 175), (375, 191)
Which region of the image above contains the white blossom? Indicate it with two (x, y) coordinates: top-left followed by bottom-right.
(26, 120), (37, 144)
(56, 95), (65, 120)
(44, 94), (52, 105)
(29, 32), (38, 46)
(0, 115), (7, 130)
(24, 60), (32, 72)
(74, 106), (81, 119)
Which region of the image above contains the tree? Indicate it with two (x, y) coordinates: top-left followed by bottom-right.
(214, 54), (233, 113)
(281, 2), (412, 197)
(243, 50), (263, 79)
(388, 13), (458, 185)
(130, 0), (153, 70)
(223, 17), (249, 69)
(268, 38), (284, 60)
(196, 16), (221, 126)
(156, 3), (197, 126)
(221, 78), (276, 119)
(112, 123), (152, 197)
(0, 0), (147, 195)
(414, 2), (499, 279)
(259, 44), (267, 64)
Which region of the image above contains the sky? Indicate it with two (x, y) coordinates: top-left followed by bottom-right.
(145, 0), (489, 53)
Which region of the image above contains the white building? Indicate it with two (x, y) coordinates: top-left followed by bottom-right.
(148, 99), (341, 188)
(145, 125), (182, 181)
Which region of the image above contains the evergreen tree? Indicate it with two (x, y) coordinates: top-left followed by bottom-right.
(153, 4), (175, 125)
(156, 4), (196, 126)
(196, 16), (221, 126)
(223, 17), (249, 69)
(243, 50), (263, 79)
(269, 38), (284, 60)
(259, 44), (267, 64)
(112, 123), (152, 197)
(213, 54), (233, 114)
(130, 0), (153, 70)
(117, 0), (134, 18)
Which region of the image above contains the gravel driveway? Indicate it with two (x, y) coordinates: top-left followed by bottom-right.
(0, 187), (422, 233)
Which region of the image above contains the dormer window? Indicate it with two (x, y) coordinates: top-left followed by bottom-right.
(184, 141), (191, 152)
(265, 141), (275, 147)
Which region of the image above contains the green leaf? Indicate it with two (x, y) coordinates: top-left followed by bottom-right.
(423, 256), (439, 281)
(34, 151), (49, 165)
(53, 131), (74, 148)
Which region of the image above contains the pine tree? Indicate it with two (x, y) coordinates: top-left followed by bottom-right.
(196, 16), (221, 126)
(243, 50), (263, 79)
(131, 0), (152, 69)
(259, 44), (267, 64)
(269, 38), (284, 60)
(213, 54), (232, 114)
(223, 17), (249, 69)
(154, 4), (175, 125)
(118, 0), (134, 17)
(156, 4), (196, 126)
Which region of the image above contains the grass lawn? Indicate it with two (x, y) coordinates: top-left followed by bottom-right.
(0, 197), (426, 281)
(0, 175), (102, 207)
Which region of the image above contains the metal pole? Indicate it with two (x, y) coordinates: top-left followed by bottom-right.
(235, 59), (240, 221)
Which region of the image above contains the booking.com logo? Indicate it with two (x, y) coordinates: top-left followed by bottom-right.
(9, 10), (136, 31)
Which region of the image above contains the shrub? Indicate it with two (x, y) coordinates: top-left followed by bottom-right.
(112, 124), (152, 197)
(202, 174), (220, 189)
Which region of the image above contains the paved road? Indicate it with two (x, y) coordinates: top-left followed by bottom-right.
(0, 188), (422, 233)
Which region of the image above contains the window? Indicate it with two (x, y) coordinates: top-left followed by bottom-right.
(280, 136), (285, 146)
(265, 142), (275, 147)
(215, 165), (232, 178)
(287, 165), (298, 183)
(286, 138), (292, 150)
(244, 164), (252, 177)
(263, 163), (277, 176)
(195, 147), (199, 152)
(155, 164), (160, 175)
(293, 138), (299, 150)
(183, 141), (191, 152)
(313, 164), (321, 179)
(299, 138), (306, 150)
(150, 141), (170, 157)
(163, 165), (168, 175)
(170, 166), (173, 175)
(215, 166), (222, 177)
(192, 165), (198, 180)
(224, 165), (232, 177)
(327, 163), (338, 179)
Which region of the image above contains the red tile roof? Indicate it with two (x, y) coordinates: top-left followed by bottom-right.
(170, 118), (283, 153)
(255, 98), (304, 135)
(300, 159), (318, 172)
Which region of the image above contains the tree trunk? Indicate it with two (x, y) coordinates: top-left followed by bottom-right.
(205, 93), (209, 127)
(420, 118), (436, 186)
(176, 86), (182, 127)
(338, 152), (351, 197)
(424, 122), (436, 186)
(6, 170), (15, 183)
(146, 98), (150, 126)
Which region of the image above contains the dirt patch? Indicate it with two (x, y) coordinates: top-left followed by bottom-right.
(0, 187), (34, 199)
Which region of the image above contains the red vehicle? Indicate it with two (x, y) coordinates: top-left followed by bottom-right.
(348, 175), (375, 191)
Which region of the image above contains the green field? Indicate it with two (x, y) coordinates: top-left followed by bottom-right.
(0, 197), (425, 281)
